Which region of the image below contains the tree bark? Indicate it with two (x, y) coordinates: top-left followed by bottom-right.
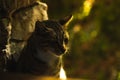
(0, 0), (48, 72)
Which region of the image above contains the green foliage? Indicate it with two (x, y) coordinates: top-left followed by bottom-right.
(43, 0), (120, 79)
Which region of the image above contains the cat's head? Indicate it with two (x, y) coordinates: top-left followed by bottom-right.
(31, 15), (73, 56)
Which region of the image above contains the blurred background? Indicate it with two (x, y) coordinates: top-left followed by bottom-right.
(42, 0), (120, 80)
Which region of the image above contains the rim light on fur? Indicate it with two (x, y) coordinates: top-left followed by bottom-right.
(59, 66), (67, 80)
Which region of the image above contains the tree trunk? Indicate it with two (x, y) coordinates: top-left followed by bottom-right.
(0, 0), (48, 72)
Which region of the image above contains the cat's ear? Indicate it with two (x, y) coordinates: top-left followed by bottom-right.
(59, 15), (73, 26)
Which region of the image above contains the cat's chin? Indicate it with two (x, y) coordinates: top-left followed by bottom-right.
(34, 48), (62, 65)
(55, 52), (64, 56)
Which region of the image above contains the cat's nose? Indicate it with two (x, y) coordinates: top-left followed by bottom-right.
(60, 44), (66, 53)
(61, 47), (66, 53)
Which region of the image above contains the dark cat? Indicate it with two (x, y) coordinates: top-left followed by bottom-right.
(15, 15), (72, 76)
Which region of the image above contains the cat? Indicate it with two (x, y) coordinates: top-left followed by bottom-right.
(13, 15), (73, 76)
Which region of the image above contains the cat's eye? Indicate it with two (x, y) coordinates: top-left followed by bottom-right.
(64, 38), (69, 44)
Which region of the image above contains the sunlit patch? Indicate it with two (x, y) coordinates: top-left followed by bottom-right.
(74, 0), (95, 19)
(59, 66), (67, 80)
(59, 56), (67, 80)
(83, 0), (95, 16)
(73, 24), (81, 33)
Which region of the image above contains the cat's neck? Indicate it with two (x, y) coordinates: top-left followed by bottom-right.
(33, 48), (62, 67)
